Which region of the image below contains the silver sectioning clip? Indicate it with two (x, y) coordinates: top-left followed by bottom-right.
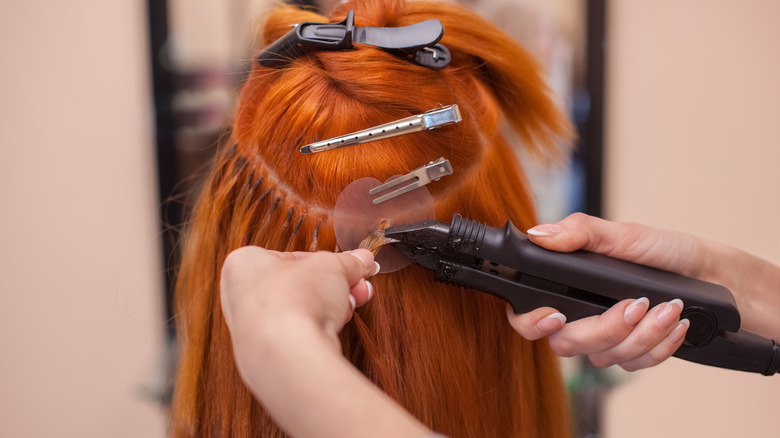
(300, 104), (462, 154)
(369, 158), (453, 204)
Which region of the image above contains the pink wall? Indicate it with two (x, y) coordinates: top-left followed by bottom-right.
(0, 1), (166, 437)
(604, 1), (780, 436)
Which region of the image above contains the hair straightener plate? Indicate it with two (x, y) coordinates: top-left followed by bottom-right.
(383, 214), (780, 375)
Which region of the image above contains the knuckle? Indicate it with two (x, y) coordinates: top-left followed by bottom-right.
(224, 246), (248, 264)
(310, 252), (340, 271)
(548, 336), (577, 357)
(566, 212), (590, 225)
(600, 321), (628, 346)
(588, 354), (614, 369)
(222, 247), (253, 275)
(620, 362), (641, 372)
(632, 330), (659, 352)
(645, 346), (672, 366)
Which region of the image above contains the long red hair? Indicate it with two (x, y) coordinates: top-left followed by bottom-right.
(172, 0), (573, 436)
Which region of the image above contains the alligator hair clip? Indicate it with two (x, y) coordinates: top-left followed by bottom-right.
(258, 10), (451, 70)
(300, 104), (461, 154)
(369, 158), (453, 204)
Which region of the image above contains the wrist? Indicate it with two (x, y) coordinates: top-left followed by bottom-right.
(695, 239), (737, 287)
(233, 309), (432, 438)
(696, 240), (780, 339)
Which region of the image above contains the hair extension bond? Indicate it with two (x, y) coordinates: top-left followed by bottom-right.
(171, 0), (574, 436)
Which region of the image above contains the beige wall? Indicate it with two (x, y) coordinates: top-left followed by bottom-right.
(0, 1), (166, 437)
(604, 1), (780, 437)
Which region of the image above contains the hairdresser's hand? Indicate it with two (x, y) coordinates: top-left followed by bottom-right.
(506, 213), (696, 371)
(220, 247), (432, 438)
(508, 213), (780, 371)
(221, 246), (378, 356)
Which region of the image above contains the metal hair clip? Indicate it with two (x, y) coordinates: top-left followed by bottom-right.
(300, 104), (462, 154)
(258, 10), (451, 69)
(369, 158), (453, 204)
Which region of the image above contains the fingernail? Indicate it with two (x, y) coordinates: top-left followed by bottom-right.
(657, 299), (684, 324)
(537, 312), (567, 332)
(667, 318), (690, 344)
(527, 224), (563, 237)
(624, 297), (650, 325)
(370, 261), (381, 276)
(348, 294), (357, 311)
(365, 280), (374, 300)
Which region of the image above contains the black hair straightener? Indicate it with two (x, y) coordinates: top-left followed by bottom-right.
(382, 214), (780, 375)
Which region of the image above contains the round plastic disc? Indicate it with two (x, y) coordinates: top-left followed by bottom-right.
(333, 176), (435, 273)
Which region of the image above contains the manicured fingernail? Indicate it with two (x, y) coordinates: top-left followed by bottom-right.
(370, 261), (381, 276)
(658, 299), (684, 324)
(537, 312), (567, 332)
(365, 280), (374, 300)
(348, 294), (357, 311)
(667, 318), (690, 344)
(527, 224), (563, 237)
(624, 297), (650, 325)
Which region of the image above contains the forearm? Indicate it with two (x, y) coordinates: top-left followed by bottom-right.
(702, 241), (780, 340)
(234, 314), (432, 438)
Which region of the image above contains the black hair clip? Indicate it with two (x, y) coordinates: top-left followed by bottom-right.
(257, 10), (451, 70)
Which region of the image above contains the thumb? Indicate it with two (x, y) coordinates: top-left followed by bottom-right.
(526, 212), (597, 252)
(506, 306), (567, 341)
(526, 213), (703, 276)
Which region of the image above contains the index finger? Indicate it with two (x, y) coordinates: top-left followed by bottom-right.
(546, 299), (645, 357)
(308, 249), (377, 287)
(315, 250), (377, 311)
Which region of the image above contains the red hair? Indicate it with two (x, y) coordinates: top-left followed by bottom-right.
(172, 0), (574, 436)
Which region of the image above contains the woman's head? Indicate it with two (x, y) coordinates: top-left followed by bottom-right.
(172, 1), (573, 436)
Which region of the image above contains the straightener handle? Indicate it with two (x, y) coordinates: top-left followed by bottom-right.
(442, 214), (780, 375)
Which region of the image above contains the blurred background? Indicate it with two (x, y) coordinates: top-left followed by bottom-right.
(1, 0), (778, 437)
